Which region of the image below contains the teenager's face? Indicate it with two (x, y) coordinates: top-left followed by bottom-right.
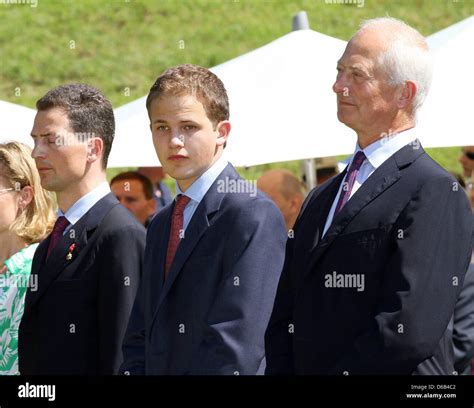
(149, 94), (229, 191)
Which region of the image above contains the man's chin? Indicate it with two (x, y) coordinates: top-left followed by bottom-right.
(336, 113), (354, 129)
(39, 178), (61, 193)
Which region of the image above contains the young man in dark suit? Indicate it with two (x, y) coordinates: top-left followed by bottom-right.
(121, 64), (287, 375)
(19, 84), (146, 374)
(265, 18), (473, 375)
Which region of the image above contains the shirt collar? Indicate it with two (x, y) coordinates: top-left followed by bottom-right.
(354, 127), (418, 170)
(58, 181), (111, 225)
(175, 156), (228, 204)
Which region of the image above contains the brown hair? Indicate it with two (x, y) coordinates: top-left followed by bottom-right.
(146, 64), (229, 129)
(36, 83), (115, 168)
(0, 142), (56, 244)
(110, 171), (154, 200)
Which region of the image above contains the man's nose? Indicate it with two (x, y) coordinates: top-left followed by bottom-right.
(170, 130), (185, 148)
(333, 77), (348, 95)
(31, 141), (46, 160)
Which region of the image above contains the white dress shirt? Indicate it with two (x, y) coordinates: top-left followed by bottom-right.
(175, 156), (228, 232)
(58, 181), (111, 235)
(322, 129), (419, 237)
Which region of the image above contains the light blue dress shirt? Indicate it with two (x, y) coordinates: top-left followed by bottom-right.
(322, 128), (419, 237)
(58, 181), (111, 235)
(175, 156), (228, 232)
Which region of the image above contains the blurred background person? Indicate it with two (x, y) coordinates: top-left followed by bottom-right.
(453, 250), (474, 375)
(138, 166), (173, 212)
(452, 171), (474, 375)
(468, 174), (474, 209)
(459, 146), (474, 180)
(110, 171), (157, 228)
(315, 157), (340, 185)
(0, 142), (55, 375)
(258, 169), (304, 230)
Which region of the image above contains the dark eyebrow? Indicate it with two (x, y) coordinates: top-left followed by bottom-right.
(30, 132), (52, 138)
(152, 119), (197, 124)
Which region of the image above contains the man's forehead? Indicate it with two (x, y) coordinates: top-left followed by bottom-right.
(32, 108), (69, 132)
(151, 94), (204, 114)
(114, 178), (142, 188)
(343, 30), (388, 60)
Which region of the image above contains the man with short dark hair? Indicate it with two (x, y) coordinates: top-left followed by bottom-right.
(459, 146), (474, 179)
(19, 83), (145, 375)
(138, 167), (173, 212)
(111, 171), (157, 227)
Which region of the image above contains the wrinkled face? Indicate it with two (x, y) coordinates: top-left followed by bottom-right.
(31, 108), (89, 193)
(149, 94), (228, 191)
(459, 146), (474, 177)
(111, 179), (155, 225)
(333, 30), (399, 138)
(0, 174), (19, 235)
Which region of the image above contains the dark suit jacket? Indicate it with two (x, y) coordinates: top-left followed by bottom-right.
(18, 193), (146, 375)
(265, 142), (473, 375)
(454, 260), (474, 375)
(121, 164), (287, 375)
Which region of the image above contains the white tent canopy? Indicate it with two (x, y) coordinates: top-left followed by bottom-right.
(0, 100), (36, 147)
(211, 29), (352, 167)
(417, 16), (474, 147)
(108, 29), (351, 168)
(109, 95), (158, 167)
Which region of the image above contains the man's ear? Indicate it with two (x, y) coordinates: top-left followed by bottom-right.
(289, 194), (302, 214)
(87, 137), (104, 164)
(398, 80), (417, 109)
(147, 197), (157, 215)
(216, 121), (231, 148)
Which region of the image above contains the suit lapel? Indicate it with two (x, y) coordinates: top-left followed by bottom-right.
(148, 203), (173, 316)
(308, 171), (347, 252)
(24, 193), (118, 315)
(304, 142), (424, 278)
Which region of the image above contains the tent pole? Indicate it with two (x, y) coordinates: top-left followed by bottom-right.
(292, 12), (316, 192)
(303, 158), (317, 192)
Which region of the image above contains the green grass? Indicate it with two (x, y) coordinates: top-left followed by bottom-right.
(1, 0), (472, 181)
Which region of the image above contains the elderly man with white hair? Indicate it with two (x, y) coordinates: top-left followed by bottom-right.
(265, 17), (473, 375)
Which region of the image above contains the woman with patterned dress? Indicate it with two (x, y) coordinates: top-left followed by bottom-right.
(0, 142), (55, 375)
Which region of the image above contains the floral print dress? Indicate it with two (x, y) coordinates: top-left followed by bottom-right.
(0, 243), (38, 375)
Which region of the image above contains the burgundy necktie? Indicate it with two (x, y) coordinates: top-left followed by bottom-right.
(334, 151), (366, 216)
(165, 195), (190, 279)
(47, 216), (70, 259)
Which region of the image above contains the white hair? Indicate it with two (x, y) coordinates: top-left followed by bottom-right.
(357, 17), (433, 119)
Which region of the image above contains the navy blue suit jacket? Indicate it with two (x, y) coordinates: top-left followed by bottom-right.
(121, 163), (287, 375)
(19, 193), (146, 374)
(265, 143), (473, 375)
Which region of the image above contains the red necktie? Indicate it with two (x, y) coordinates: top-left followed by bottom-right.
(47, 216), (70, 259)
(165, 195), (190, 279)
(334, 151), (366, 215)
